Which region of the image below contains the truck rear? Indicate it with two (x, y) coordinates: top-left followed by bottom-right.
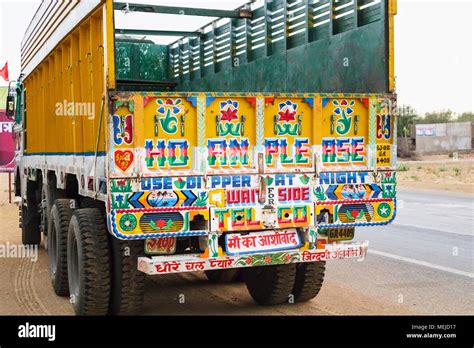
(9, 0), (397, 315)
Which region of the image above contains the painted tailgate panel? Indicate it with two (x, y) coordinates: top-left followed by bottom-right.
(142, 96), (197, 173)
(264, 98), (314, 173)
(205, 97), (257, 173)
(320, 97), (369, 170)
(107, 93), (397, 240)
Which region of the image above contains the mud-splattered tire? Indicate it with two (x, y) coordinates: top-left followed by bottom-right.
(204, 269), (241, 283)
(67, 208), (111, 315)
(48, 199), (75, 296)
(21, 204), (41, 246)
(109, 239), (146, 315)
(292, 261), (326, 302)
(244, 264), (296, 305)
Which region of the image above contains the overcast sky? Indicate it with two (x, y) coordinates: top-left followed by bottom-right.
(0, 0), (472, 114)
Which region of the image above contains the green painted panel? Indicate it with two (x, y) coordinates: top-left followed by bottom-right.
(175, 19), (387, 93)
(286, 20), (387, 92)
(116, 41), (169, 81)
(164, 0), (389, 93)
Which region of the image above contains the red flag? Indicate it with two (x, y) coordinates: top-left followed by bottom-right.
(0, 62), (9, 81)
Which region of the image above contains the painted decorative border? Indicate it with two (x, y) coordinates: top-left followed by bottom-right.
(108, 210), (208, 239)
(138, 241), (369, 275)
(112, 92), (392, 99)
(317, 198), (397, 229)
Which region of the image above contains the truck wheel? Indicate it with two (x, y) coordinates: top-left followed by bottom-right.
(20, 204), (41, 246)
(109, 239), (146, 315)
(67, 208), (111, 315)
(243, 264), (296, 305)
(204, 269), (241, 283)
(292, 261), (326, 302)
(48, 199), (75, 296)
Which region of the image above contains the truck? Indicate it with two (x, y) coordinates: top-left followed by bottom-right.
(7, 0), (397, 315)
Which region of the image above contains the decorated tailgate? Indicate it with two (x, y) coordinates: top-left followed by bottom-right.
(108, 93), (396, 240)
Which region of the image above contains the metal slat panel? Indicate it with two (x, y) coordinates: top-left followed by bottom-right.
(21, 0), (103, 79)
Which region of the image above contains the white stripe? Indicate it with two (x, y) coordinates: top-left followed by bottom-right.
(368, 249), (474, 279)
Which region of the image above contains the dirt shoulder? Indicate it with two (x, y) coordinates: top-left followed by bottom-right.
(397, 154), (474, 194)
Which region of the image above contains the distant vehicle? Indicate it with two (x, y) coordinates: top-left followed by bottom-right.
(7, 0), (397, 315)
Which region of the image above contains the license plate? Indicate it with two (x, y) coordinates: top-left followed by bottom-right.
(145, 237), (177, 255)
(327, 228), (355, 241)
(225, 229), (301, 256)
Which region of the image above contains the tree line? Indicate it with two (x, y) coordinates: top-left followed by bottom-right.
(396, 106), (473, 137)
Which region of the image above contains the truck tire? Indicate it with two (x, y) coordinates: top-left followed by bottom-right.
(40, 184), (52, 234)
(48, 199), (75, 296)
(292, 261), (326, 302)
(41, 184), (66, 251)
(21, 204), (41, 246)
(204, 269), (241, 283)
(67, 208), (111, 315)
(109, 239), (146, 315)
(244, 264), (296, 305)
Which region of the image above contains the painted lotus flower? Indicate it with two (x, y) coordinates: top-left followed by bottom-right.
(219, 100), (239, 121)
(220, 107), (238, 121)
(278, 108), (296, 122)
(278, 100), (297, 122)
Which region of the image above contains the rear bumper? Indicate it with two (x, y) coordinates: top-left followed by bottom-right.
(137, 240), (369, 275)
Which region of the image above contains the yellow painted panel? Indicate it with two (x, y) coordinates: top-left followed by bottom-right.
(321, 98), (369, 167)
(142, 96), (197, 171)
(44, 57), (56, 153)
(71, 32), (84, 155)
(205, 97), (256, 170)
(375, 99), (395, 167)
(263, 98), (313, 170)
(23, 7), (106, 155)
(105, 0), (115, 89)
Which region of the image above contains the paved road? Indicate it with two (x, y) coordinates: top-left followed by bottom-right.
(1, 180), (473, 315)
(140, 188), (474, 315)
(325, 188), (474, 315)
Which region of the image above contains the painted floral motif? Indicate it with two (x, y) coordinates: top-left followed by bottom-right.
(149, 219), (174, 230)
(217, 100), (241, 136)
(119, 213), (137, 231)
(275, 100), (299, 136)
(345, 209), (364, 221)
(314, 186), (327, 201)
(333, 99), (355, 135)
(174, 178), (186, 189)
(235, 252), (300, 267)
(111, 194), (130, 209)
(299, 174), (310, 185)
(111, 179), (132, 193)
(194, 192), (208, 206)
(220, 100), (239, 121)
(156, 98), (184, 134)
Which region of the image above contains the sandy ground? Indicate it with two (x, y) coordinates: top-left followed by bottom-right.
(0, 153), (470, 315)
(397, 154), (474, 194)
